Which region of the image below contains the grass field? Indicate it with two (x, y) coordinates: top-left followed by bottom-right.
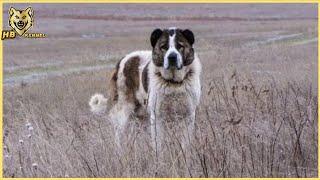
(3, 4), (318, 177)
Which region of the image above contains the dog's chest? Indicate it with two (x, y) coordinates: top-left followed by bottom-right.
(155, 91), (193, 123)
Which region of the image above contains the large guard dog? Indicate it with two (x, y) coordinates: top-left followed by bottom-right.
(89, 28), (201, 156)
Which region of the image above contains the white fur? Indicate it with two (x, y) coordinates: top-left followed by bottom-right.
(89, 93), (108, 114)
(164, 27), (183, 70)
(136, 51), (152, 105)
(148, 53), (202, 151)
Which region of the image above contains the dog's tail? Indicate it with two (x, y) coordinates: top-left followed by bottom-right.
(89, 93), (108, 114)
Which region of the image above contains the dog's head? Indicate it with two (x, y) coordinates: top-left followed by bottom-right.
(9, 7), (33, 36)
(150, 27), (195, 83)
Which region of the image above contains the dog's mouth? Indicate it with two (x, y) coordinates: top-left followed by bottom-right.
(14, 21), (27, 30)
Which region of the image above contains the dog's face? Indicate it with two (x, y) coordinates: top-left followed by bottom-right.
(150, 27), (195, 83)
(9, 7), (33, 36)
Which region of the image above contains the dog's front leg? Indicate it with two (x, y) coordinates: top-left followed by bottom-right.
(149, 93), (161, 153)
(150, 111), (164, 159)
(150, 112), (157, 153)
(149, 93), (165, 176)
(182, 114), (195, 177)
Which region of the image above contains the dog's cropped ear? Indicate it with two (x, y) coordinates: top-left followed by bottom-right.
(25, 7), (33, 17)
(9, 7), (17, 16)
(182, 29), (195, 46)
(150, 28), (163, 48)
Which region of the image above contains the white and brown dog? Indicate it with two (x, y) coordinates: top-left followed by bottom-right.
(89, 27), (201, 154)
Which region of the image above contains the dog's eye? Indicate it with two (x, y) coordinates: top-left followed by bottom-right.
(177, 43), (184, 51)
(15, 15), (19, 19)
(22, 16), (26, 19)
(160, 44), (168, 51)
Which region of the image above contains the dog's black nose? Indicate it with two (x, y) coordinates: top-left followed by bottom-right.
(168, 53), (177, 67)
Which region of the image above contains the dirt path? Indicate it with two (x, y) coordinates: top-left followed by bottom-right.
(4, 64), (113, 86)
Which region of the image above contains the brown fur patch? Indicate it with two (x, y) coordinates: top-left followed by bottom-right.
(142, 62), (150, 93)
(175, 29), (194, 66)
(152, 30), (169, 67)
(106, 59), (121, 112)
(123, 56), (141, 110)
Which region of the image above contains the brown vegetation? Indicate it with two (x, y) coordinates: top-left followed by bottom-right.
(3, 3), (317, 178)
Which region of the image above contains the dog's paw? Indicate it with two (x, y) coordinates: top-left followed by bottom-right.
(89, 93), (108, 114)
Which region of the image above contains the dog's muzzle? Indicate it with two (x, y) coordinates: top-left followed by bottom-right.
(166, 52), (182, 70)
(15, 20), (26, 30)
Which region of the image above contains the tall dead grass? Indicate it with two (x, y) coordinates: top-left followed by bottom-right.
(3, 70), (317, 177)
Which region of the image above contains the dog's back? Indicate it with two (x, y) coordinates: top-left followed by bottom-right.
(114, 51), (151, 115)
(89, 51), (151, 117)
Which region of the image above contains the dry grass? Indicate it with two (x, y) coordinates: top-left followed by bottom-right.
(3, 68), (317, 177)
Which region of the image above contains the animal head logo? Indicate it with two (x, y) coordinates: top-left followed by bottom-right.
(9, 7), (34, 36)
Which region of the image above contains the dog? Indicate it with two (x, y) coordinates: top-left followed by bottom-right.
(89, 28), (201, 160)
(9, 7), (33, 36)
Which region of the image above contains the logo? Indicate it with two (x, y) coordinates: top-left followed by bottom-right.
(9, 7), (33, 36)
(2, 7), (46, 40)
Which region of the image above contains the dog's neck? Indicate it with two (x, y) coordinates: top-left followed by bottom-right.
(154, 69), (194, 86)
